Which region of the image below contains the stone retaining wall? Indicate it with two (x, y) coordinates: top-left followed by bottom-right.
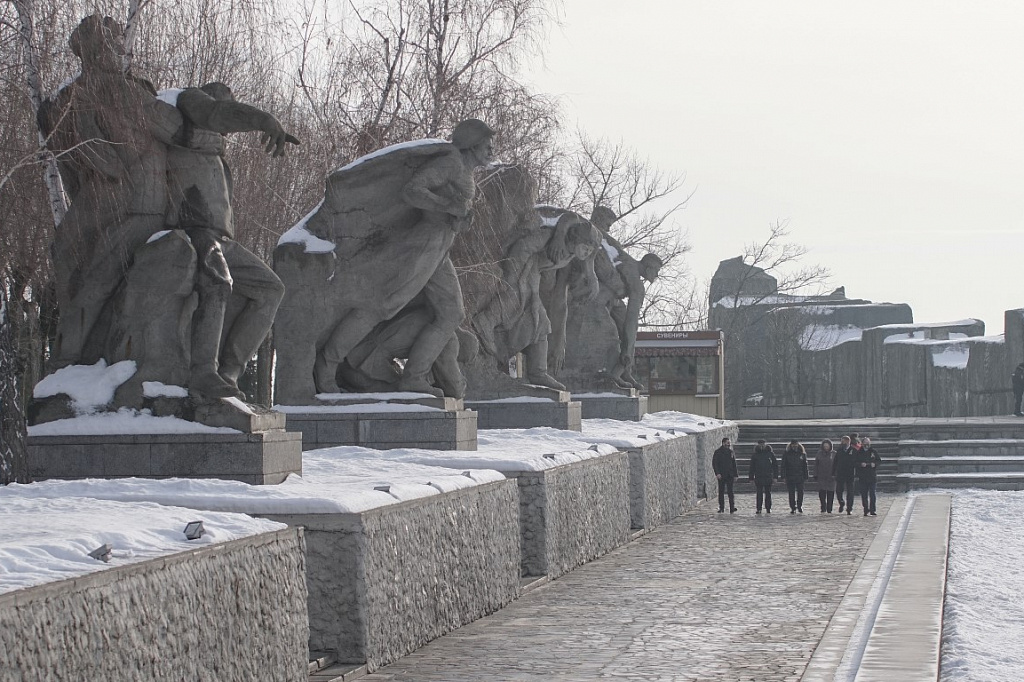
(266, 478), (520, 672)
(0, 528), (308, 682)
(627, 438), (694, 530)
(514, 451), (631, 579)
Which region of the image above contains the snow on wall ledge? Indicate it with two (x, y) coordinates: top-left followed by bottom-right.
(264, 477), (521, 672)
(0, 527), (308, 681)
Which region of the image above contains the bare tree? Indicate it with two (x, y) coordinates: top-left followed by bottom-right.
(554, 132), (692, 327)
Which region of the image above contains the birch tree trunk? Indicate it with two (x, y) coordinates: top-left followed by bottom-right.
(12, 0), (68, 227)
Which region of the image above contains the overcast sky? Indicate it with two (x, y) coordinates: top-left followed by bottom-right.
(523, 0), (1023, 333)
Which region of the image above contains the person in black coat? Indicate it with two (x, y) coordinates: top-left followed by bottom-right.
(857, 436), (882, 515)
(832, 435), (857, 515)
(712, 437), (739, 513)
(1012, 362), (1024, 417)
(748, 439), (778, 514)
(780, 440), (809, 513)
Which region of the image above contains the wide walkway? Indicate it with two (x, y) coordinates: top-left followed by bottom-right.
(362, 495), (897, 681)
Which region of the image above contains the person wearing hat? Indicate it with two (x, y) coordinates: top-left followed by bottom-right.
(748, 439), (778, 514)
(712, 436), (739, 513)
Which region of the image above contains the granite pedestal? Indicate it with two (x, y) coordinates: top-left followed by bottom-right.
(572, 390), (648, 421)
(27, 427), (302, 485)
(276, 395), (477, 450)
(467, 394), (582, 431)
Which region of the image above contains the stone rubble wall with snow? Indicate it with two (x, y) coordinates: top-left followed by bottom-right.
(0, 527), (308, 681)
(515, 450), (631, 579)
(264, 477), (521, 672)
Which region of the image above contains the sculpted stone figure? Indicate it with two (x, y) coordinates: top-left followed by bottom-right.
(163, 82), (295, 399)
(37, 14), (297, 404)
(39, 14), (177, 369)
(546, 206), (663, 391)
(451, 165), (601, 398)
(274, 120), (495, 404)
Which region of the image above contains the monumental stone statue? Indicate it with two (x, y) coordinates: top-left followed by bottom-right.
(39, 14), (175, 371)
(547, 206), (663, 391)
(36, 14), (297, 408)
(273, 120), (495, 404)
(163, 82), (295, 399)
(451, 165), (601, 398)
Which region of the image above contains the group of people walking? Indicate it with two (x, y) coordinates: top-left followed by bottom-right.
(711, 435), (881, 516)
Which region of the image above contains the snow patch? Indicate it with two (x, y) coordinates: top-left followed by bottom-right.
(156, 88), (183, 106)
(142, 381), (187, 399)
(34, 360), (137, 414)
(0, 496), (284, 594)
(601, 239), (621, 267)
(932, 347), (970, 369)
(28, 408), (241, 436)
(146, 230), (172, 244)
(335, 138), (447, 173)
(277, 200), (336, 254)
(800, 324), (864, 351)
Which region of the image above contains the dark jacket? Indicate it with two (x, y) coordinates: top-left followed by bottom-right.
(749, 445), (778, 480)
(1013, 363), (1024, 392)
(856, 446), (881, 482)
(833, 445), (858, 479)
(781, 446), (809, 481)
(712, 446), (739, 480)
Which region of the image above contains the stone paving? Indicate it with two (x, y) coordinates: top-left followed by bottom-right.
(361, 495), (897, 681)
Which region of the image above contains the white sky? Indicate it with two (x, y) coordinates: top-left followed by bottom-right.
(522, 0), (1024, 333)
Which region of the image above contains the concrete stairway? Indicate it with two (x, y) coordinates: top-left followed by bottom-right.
(737, 418), (1024, 492)
(735, 421), (900, 492)
(895, 420), (1024, 490)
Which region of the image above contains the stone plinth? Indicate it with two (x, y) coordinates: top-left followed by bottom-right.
(573, 391), (647, 421)
(0, 528), (308, 681)
(264, 479), (520, 672)
(277, 401), (477, 451)
(27, 429), (302, 485)
(467, 397), (581, 431)
(509, 451), (630, 579)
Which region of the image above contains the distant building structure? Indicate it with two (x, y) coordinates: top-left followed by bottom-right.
(708, 256), (1021, 419)
(633, 331), (724, 418)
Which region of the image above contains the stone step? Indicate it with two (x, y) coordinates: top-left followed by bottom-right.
(898, 439), (1024, 457)
(900, 423), (1024, 440)
(896, 472), (1024, 491)
(898, 456), (1024, 474)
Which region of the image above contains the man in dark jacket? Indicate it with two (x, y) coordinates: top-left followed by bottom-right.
(712, 437), (739, 513)
(749, 439), (778, 514)
(1012, 362), (1024, 417)
(833, 435), (857, 515)
(780, 441), (809, 514)
(857, 436), (882, 515)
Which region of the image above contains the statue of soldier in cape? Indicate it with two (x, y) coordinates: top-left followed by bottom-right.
(274, 120), (495, 404)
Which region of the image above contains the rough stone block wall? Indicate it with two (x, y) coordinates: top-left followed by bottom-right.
(268, 479), (521, 672)
(693, 424), (739, 503)
(0, 528), (308, 682)
(628, 438), (694, 530)
(516, 452), (631, 579)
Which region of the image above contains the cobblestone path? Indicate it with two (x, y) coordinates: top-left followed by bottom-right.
(362, 496), (895, 681)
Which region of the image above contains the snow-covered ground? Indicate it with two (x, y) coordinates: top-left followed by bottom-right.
(0, 497), (284, 594)
(940, 489), (1024, 681)
(1, 412), (730, 594)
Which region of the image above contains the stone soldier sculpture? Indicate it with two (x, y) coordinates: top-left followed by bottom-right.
(460, 167), (601, 393)
(38, 14), (177, 369)
(588, 206), (663, 390)
(274, 120), (495, 403)
(163, 82), (296, 398)
(541, 205), (662, 391)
